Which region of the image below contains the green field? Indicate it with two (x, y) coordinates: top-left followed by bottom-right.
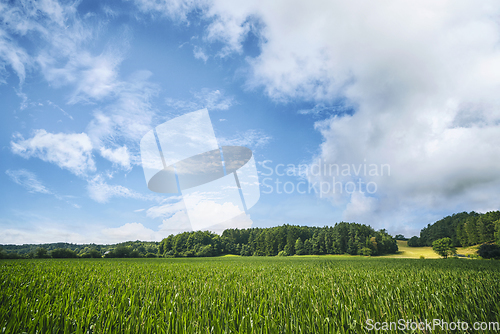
(1, 257), (500, 333)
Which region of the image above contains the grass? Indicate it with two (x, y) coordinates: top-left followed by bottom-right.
(1, 256), (499, 333)
(385, 241), (441, 259)
(386, 240), (481, 259)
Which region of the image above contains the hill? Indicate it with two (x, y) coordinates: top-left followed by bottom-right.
(408, 211), (500, 247)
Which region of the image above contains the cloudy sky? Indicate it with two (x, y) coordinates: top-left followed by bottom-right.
(2, 0), (500, 244)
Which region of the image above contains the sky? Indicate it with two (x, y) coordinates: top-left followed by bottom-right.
(2, 0), (500, 244)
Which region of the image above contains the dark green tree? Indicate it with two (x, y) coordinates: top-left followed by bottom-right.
(478, 244), (500, 259)
(407, 236), (420, 247)
(465, 217), (480, 246)
(295, 238), (305, 255)
(51, 248), (77, 258)
(432, 238), (456, 259)
(35, 248), (49, 258)
(495, 220), (500, 245)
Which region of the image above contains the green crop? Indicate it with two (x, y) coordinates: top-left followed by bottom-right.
(1, 256), (499, 333)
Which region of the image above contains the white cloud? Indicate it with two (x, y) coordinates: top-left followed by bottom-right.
(86, 71), (159, 163)
(0, 29), (30, 85)
(0, 0), (93, 88)
(185, 199), (244, 227)
(99, 146), (131, 170)
(5, 169), (51, 194)
(11, 130), (95, 176)
(102, 222), (158, 242)
(193, 45), (208, 62)
(136, 0), (500, 230)
(260, 1), (500, 230)
(202, 1), (257, 57)
(87, 174), (151, 203)
(0, 226), (88, 244)
(47, 100), (73, 120)
(1, 0), (160, 177)
(146, 196), (185, 219)
(5, 168), (82, 208)
(298, 103), (352, 118)
(37, 46), (123, 104)
(66, 51), (122, 104)
(158, 210), (193, 234)
(132, 0), (203, 22)
(165, 88), (234, 112)
(218, 129), (271, 148)
(103, 218), (195, 242)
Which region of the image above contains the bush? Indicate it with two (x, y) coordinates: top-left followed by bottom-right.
(81, 249), (102, 258)
(407, 236), (421, 247)
(35, 248), (50, 259)
(0, 251), (24, 259)
(107, 246), (132, 258)
(240, 245), (252, 256)
(197, 245), (214, 257)
(51, 248), (77, 258)
(478, 244), (500, 259)
(130, 250), (141, 258)
(360, 247), (372, 256)
(277, 251), (287, 257)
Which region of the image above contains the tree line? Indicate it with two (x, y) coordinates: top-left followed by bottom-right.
(1, 223), (399, 259)
(0, 241), (159, 259)
(408, 211), (500, 247)
(158, 223), (398, 257)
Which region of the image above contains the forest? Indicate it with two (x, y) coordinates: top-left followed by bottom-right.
(158, 223), (398, 257)
(0, 241), (159, 259)
(0, 222), (398, 258)
(408, 211), (500, 247)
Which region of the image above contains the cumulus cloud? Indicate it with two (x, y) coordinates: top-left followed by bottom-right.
(135, 0), (500, 231)
(5, 169), (51, 194)
(11, 130), (95, 176)
(284, 1), (500, 230)
(157, 210), (193, 235)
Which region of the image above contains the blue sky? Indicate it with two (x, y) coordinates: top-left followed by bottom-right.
(2, 0), (500, 243)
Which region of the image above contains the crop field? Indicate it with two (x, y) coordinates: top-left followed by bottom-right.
(1, 257), (500, 333)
